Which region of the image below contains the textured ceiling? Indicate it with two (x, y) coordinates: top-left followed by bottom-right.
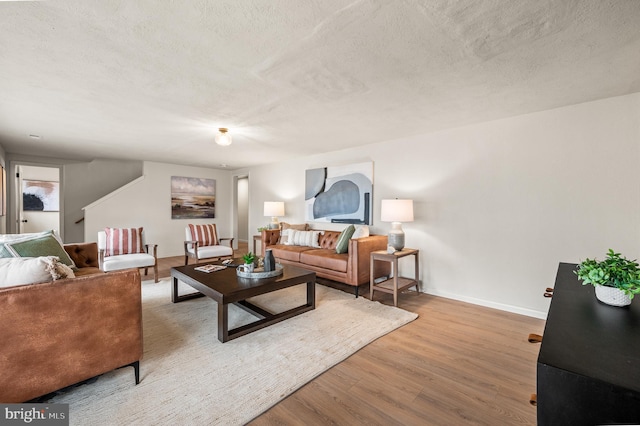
(1, 0), (640, 169)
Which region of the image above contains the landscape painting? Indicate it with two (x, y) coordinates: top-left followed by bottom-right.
(305, 161), (373, 225)
(171, 176), (216, 219)
(22, 179), (59, 212)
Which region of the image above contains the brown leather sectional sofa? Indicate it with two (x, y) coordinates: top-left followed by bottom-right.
(261, 228), (389, 296)
(0, 242), (143, 402)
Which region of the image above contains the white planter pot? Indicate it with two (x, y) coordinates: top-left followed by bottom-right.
(595, 285), (632, 307)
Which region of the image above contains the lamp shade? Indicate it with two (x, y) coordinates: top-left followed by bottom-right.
(380, 199), (414, 223)
(264, 201), (285, 217)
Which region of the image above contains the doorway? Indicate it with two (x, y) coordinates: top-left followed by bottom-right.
(16, 165), (61, 235)
(236, 175), (249, 245)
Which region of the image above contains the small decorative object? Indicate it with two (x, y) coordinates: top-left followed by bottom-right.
(242, 252), (256, 273)
(575, 249), (640, 306)
(237, 263), (284, 279)
(264, 249), (275, 272)
(387, 245), (396, 254)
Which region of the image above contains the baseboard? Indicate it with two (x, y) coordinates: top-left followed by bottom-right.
(424, 288), (548, 320)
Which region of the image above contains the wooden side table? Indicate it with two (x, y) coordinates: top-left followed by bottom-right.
(370, 248), (420, 307)
(253, 235), (261, 255)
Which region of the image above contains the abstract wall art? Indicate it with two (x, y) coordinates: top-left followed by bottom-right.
(305, 161), (373, 224)
(171, 176), (216, 219)
(22, 180), (59, 212)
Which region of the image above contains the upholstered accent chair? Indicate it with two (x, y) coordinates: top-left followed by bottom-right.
(98, 227), (158, 283)
(184, 224), (234, 265)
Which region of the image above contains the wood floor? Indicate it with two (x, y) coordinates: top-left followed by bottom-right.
(156, 242), (545, 425)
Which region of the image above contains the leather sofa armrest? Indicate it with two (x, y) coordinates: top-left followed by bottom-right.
(260, 229), (281, 256)
(348, 235), (390, 285)
(64, 242), (99, 269)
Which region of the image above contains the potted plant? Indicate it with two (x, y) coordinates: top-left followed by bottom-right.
(575, 249), (640, 306)
(242, 252), (256, 273)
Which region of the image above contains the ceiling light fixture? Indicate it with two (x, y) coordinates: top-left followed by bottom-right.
(215, 128), (232, 146)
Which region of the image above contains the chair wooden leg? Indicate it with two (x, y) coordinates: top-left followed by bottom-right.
(528, 333), (543, 343)
(154, 265), (158, 283)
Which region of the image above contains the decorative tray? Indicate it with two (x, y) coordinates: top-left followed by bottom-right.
(236, 263), (283, 279)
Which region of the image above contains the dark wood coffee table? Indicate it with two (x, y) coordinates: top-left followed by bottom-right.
(170, 262), (316, 343)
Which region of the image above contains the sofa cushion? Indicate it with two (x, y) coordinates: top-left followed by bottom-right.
(188, 224), (219, 247)
(0, 256), (74, 288)
(189, 244), (233, 259)
(286, 230), (322, 248)
(300, 249), (349, 273)
(335, 225), (356, 254)
(102, 253), (155, 271)
(104, 227), (144, 257)
(269, 245), (313, 263)
(4, 234), (76, 268)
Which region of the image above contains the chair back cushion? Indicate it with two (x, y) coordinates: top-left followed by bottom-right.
(104, 227), (144, 257)
(187, 224), (219, 247)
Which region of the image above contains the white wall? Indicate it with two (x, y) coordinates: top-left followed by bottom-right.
(0, 143), (6, 233)
(64, 159), (143, 243)
(236, 176), (249, 242)
(239, 93), (640, 318)
(84, 161), (233, 258)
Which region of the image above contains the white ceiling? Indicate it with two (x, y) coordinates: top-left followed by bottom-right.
(1, 0), (640, 170)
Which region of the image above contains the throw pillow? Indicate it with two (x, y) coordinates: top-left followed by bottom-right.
(55, 262), (76, 280)
(335, 225), (356, 254)
(286, 230), (322, 248)
(280, 222), (309, 232)
(0, 230), (57, 258)
(352, 225), (370, 239)
(4, 234), (76, 268)
(279, 228), (292, 245)
(0, 256), (63, 288)
(188, 224), (219, 247)
(104, 227), (144, 257)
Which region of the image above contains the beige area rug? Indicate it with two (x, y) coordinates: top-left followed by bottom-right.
(51, 278), (418, 425)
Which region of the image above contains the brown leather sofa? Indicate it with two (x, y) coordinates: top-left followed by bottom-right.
(261, 228), (389, 296)
(0, 242), (143, 402)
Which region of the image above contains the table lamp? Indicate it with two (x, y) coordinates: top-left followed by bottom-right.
(264, 201), (285, 229)
(380, 199), (414, 251)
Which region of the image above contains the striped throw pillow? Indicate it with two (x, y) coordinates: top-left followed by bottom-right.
(188, 224), (219, 247)
(104, 227), (144, 257)
(286, 230), (322, 248)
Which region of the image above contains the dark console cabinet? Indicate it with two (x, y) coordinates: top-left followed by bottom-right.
(537, 263), (640, 425)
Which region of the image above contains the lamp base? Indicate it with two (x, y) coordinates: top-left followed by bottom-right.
(387, 222), (405, 251)
(269, 218), (280, 230)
